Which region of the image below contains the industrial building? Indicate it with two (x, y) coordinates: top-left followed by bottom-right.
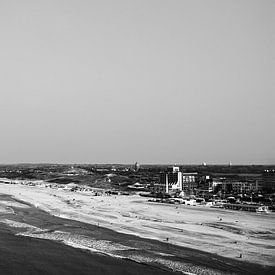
(158, 166), (198, 195)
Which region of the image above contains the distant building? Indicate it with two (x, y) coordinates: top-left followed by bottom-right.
(197, 175), (213, 193)
(213, 178), (261, 195)
(157, 166), (198, 195)
(231, 181), (260, 194)
(212, 178), (232, 194)
(262, 170), (275, 193)
(168, 166), (180, 172)
(133, 162), (140, 172)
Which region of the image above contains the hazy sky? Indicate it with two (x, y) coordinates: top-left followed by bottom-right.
(0, 0), (274, 164)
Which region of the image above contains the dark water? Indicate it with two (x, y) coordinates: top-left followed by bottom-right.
(0, 227), (177, 275)
(0, 194), (274, 275)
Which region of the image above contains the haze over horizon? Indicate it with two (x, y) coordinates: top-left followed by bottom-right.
(0, 0), (274, 165)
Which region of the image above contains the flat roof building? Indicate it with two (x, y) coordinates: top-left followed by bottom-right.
(158, 167), (198, 195)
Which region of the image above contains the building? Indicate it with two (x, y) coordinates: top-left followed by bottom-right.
(133, 162), (140, 172)
(231, 181), (260, 194)
(197, 175), (213, 195)
(158, 166), (198, 195)
(213, 178), (261, 195)
(262, 170), (275, 193)
(181, 172), (198, 195)
(159, 166), (182, 193)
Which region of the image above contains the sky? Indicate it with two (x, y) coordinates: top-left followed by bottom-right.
(0, 0), (274, 164)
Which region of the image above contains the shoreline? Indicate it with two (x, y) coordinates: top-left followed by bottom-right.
(1, 194), (274, 275)
(0, 183), (275, 272)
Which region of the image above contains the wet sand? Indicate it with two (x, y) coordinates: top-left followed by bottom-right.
(0, 184), (275, 274)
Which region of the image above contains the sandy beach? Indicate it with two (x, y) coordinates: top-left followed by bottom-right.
(1, 183), (275, 272)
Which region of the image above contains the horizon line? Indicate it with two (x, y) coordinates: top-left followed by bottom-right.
(0, 162), (274, 166)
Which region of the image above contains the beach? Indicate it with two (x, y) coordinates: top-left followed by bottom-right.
(0, 183), (275, 274)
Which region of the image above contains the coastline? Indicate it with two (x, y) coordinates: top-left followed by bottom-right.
(1, 183), (275, 274)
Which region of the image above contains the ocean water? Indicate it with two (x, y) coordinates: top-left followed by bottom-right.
(0, 226), (179, 275)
